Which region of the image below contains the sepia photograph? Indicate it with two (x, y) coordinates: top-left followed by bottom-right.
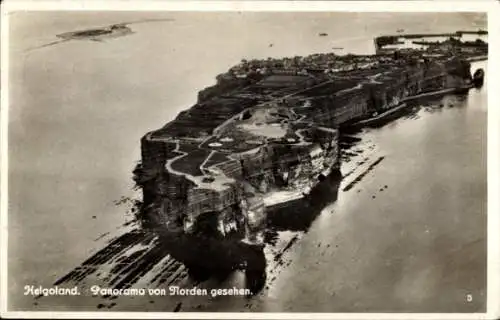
(1, 1), (498, 318)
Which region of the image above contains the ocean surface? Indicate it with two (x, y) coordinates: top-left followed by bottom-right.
(8, 12), (487, 312)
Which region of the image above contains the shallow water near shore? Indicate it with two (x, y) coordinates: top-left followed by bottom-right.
(8, 12), (487, 312)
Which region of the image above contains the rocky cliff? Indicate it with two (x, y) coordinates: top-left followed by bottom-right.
(134, 51), (472, 252)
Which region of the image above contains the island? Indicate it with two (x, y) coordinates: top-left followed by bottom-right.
(132, 33), (486, 291)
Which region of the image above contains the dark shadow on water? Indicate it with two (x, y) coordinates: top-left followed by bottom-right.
(156, 227), (267, 293)
(51, 169), (342, 302)
(265, 169), (342, 234)
(156, 168), (343, 295)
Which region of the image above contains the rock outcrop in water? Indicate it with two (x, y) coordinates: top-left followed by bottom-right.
(133, 43), (478, 279)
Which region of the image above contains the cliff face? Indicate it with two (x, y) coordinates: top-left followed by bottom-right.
(136, 123), (340, 245)
(134, 52), (472, 246)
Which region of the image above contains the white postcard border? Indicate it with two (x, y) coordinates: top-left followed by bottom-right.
(1, 1), (498, 319)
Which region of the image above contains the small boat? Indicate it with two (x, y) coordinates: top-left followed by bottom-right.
(332, 47), (344, 50)
(319, 33), (328, 37)
(397, 29), (405, 33)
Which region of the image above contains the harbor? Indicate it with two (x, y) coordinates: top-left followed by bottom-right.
(7, 12), (488, 313)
